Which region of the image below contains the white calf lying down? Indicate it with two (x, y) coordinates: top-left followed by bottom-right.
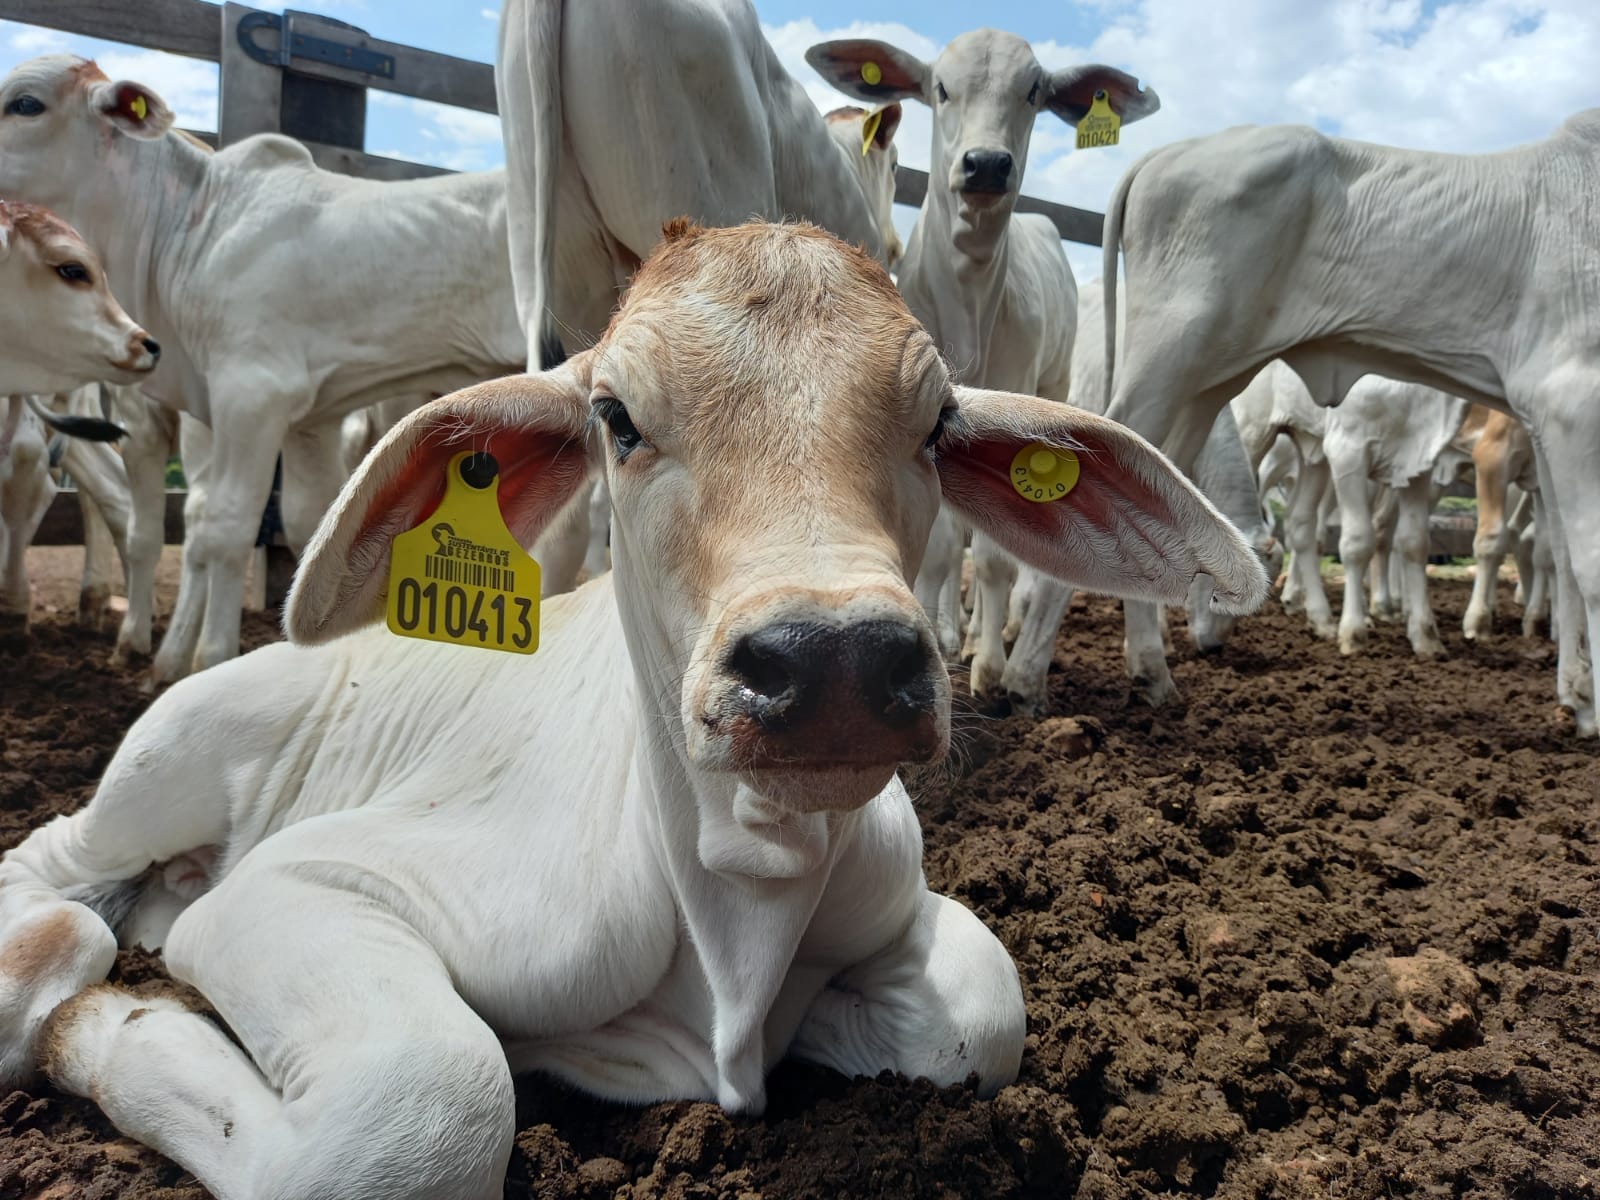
(0, 222), (1265, 1198)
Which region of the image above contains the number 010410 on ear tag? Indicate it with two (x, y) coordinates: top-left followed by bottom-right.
(386, 450), (541, 654)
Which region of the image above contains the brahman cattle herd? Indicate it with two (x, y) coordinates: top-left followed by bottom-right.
(0, 2), (1594, 1195)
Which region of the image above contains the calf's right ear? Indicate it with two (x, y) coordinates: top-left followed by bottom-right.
(286, 354), (598, 645)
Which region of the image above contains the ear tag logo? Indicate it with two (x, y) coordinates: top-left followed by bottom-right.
(860, 61), (883, 86)
(1011, 442), (1080, 503)
(129, 94), (148, 121)
(1075, 90), (1121, 150)
(386, 450), (541, 654)
(860, 107), (884, 156)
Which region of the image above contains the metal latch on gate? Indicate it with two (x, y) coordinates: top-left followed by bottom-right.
(237, 10), (397, 81)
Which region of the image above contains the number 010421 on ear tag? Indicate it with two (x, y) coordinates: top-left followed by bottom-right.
(386, 450), (541, 654)
(1075, 90), (1121, 150)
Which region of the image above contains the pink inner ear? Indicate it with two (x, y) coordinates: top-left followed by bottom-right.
(362, 423), (587, 556)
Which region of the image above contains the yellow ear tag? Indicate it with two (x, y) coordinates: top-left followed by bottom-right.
(1075, 89), (1121, 150)
(861, 61), (883, 86)
(1011, 442), (1080, 503)
(860, 107), (884, 156)
(129, 94), (148, 121)
(385, 450), (541, 654)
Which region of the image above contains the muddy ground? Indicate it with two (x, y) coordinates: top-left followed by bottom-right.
(1, 550), (1596, 1199)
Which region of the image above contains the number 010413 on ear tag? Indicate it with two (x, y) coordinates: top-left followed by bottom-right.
(386, 450), (541, 654)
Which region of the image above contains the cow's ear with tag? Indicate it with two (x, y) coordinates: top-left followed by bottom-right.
(806, 40), (930, 105)
(91, 80), (174, 139)
(1044, 66), (1159, 126)
(287, 353), (600, 645)
(934, 386), (1267, 614)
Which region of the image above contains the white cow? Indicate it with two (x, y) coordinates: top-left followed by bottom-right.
(495, 0), (904, 595)
(0, 222), (1266, 1197)
(807, 30), (1157, 698)
(0, 56), (528, 680)
(1231, 364), (1469, 655)
(1101, 113), (1600, 733)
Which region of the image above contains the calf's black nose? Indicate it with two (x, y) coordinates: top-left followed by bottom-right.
(961, 149), (1014, 194)
(728, 620), (937, 731)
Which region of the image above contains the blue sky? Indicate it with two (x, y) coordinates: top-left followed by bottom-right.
(2, 1), (1595, 281)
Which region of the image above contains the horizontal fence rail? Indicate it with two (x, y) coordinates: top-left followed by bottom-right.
(2, 0), (1106, 244)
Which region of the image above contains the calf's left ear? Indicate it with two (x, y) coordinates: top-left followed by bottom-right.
(286, 355), (599, 645)
(936, 386), (1267, 614)
(89, 79), (174, 139)
(1045, 66), (1159, 126)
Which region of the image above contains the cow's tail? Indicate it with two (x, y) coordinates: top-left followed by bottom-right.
(25, 395), (126, 442)
(1100, 159), (1139, 416)
(519, 0), (566, 370)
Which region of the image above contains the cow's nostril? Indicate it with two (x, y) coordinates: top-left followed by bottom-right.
(141, 337), (161, 358)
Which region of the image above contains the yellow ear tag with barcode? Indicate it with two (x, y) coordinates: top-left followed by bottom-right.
(130, 94), (148, 121)
(1011, 442), (1079, 503)
(860, 107), (884, 156)
(1075, 90), (1120, 150)
(385, 450), (541, 654)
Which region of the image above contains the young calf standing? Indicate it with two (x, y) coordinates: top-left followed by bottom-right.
(807, 30), (1157, 698)
(0, 222), (1265, 1199)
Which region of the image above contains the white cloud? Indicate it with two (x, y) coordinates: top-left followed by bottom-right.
(481, 7), (500, 21)
(9, 26), (68, 54)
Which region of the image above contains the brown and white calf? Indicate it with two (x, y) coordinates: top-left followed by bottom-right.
(0, 221), (1265, 1199)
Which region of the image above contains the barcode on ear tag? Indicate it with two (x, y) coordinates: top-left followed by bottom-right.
(386, 450), (541, 654)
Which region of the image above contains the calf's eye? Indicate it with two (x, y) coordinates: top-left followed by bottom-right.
(56, 262), (92, 284)
(936, 81), (949, 104)
(594, 397), (645, 458)
(924, 408), (951, 451)
(4, 95), (45, 117)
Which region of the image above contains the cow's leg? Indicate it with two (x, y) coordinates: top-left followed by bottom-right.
(1121, 601), (1177, 705)
(113, 405), (175, 665)
(790, 890), (1024, 1100)
(279, 419), (348, 558)
(583, 477), (613, 579)
(1368, 485), (1399, 620)
(914, 508), (964, 659)
(1530, 411), (1598, 734)
(182, 391), (293, 676)
(76, 491), (118, 628)
(999, 576), (1072, 717)
(1332, 468), (1376, 656)
(1003, 565), (1036, 644)
(1284, 458), (1335, 639)
(1187, 573), (1236, 654)
(966, 533), (1016, 696)
(43, 861), (514, 1200)
(0, 428), (52, 630)
(1395, 476), (1446, 659)
(151, 416), (217, 685)
(1464, 453), (1510, 641)
(1522, 499), (1552, 639)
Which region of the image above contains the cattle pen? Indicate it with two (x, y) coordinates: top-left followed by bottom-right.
(1, 5), (1596, 1200)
